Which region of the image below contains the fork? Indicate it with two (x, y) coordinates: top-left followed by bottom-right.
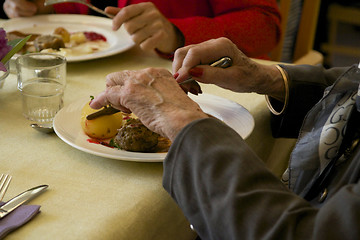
(0, 174), (12, 202)
(44, 0), (114, 19)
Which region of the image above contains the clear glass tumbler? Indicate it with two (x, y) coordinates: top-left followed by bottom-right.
(0, 62), (10, 89)
(16, 53), (66, 124)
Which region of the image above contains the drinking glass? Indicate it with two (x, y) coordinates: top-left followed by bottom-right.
(16, 53), (66, 124)
(0, 62), (9, 89)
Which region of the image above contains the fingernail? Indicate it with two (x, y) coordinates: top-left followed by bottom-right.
(189, 67), (203, 78)
(173, 72), (179, 79)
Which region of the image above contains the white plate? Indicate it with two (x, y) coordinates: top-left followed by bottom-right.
(53, 94), (255, 162)
(3, 14), (135, 62)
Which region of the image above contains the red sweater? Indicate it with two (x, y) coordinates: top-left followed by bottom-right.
(54, 0), (281, 59)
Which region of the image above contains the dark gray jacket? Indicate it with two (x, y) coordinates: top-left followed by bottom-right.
(163, 64), (360, 240)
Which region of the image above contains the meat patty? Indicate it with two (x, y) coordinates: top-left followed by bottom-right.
(114, 118), (159, 152)
(33, 35), (65, 51)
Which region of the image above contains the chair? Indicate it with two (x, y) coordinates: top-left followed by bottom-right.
(321, 3), (360, 65)
(270, 0), (324, 65)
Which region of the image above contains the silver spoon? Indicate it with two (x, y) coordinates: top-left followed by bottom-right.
(44, 0), (114, 18)
(30, 123), (55, 134)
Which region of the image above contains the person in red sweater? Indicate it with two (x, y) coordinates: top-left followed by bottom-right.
(3, 0), (281, 59)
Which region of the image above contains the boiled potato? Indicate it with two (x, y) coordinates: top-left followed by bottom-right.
(54, 27), (70, 43)
(80, 101), (123, 139)
(70, 32), (87, 44)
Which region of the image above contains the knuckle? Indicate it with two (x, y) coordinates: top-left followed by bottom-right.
(139, 41), (152, 51)
(120, 7), (131, 18)
(147, 10), (159, 19)
(131, 34), (142, 44)
(126, 84), (138, 95)
(152, 21), (164, 31)
(124, 22), (137, 35)
(141, 2), (155, 8)
(174, 48), (185, 58)
(186, 48), (198, 59)
(143, 67), (157, 75)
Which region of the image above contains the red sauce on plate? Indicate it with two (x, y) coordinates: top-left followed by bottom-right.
(87, 138), (114, 148)
(84, 32), (107, 41)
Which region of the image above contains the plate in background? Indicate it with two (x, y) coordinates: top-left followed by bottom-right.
(3, 14), (135, 62)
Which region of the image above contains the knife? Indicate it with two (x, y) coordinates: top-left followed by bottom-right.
(86, 57), (233, 120)
(0, 185), (48, 219)
(86, 105), (120, 120)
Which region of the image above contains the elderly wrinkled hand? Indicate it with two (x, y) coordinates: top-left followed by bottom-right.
(90, 68), (208, 141)
(105, 2), (183, 53)
(173, 37), (285, 99)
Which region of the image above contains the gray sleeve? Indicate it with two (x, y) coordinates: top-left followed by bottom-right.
(270, 65), (351, 138)
(163, 118), (360, 240)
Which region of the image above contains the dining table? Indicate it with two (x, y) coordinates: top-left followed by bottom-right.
(0, 19), (297, 240)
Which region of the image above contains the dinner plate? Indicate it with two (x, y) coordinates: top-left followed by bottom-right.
(3, 14), (135, 62)
(53, 94), (255, 162)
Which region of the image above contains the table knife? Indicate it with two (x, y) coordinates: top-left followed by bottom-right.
(86, 105), (120, 120)
(0, 185), (48, 219)
(86, 57), (233, 120)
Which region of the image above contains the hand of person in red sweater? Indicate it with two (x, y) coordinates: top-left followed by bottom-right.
(105, 2), (184, 54)
(3, 0), (53, 18)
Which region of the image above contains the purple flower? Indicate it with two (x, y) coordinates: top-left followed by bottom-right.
(0, 28), (11, 59)
(0, 28), (11, 71)
(0, 63), (6, 72)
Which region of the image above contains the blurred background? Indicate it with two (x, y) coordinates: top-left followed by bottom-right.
(272, 0), (360, 68)
(314, 0), (360, 68)
(1, 0), (360, 68)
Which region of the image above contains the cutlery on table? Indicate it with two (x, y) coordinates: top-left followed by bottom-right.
(0, 185), (48, 219)
(44, 0), (114, 18)
(30, 123), (54, 134)
(0, 174), (12, 202)
(86, 57), (233, 120)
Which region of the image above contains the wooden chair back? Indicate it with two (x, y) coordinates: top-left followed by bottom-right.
(271, 0), (323, 64)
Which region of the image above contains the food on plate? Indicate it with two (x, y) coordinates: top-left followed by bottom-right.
(7, 27), (109, 57)
(6, 31), (40, 54)
(34, 35), (65, 51)
(6, 30), (39, 41)
(69, 32), (87, 45)
(80, 100), (171, 152)
(80, 101), (123, 139)
(110, 116), (172, 153)
(54, 27), (70, 43)
(113, 118), (160, 152)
